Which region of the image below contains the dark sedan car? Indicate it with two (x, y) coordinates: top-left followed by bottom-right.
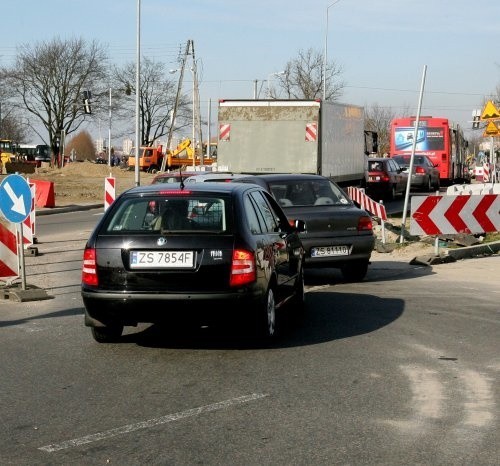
(392, 154), (440, 191)
(234, 174), (375, 281)
(81, 182), (305, 342)
(364, 157), (408, 200)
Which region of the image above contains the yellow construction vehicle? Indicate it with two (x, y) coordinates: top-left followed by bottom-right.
(166, 138), (215, 170)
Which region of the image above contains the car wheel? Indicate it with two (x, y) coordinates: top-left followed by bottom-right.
(425, 177), (432, 192)
(258, 287), (277, 339)
(433, 178), (440, 191)
(341, 260), (369, 282)
(291, 269), (306, 316)
(91, 324), (124, 343)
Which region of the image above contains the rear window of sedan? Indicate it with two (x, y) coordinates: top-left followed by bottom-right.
(268, 179), (351, 207)
(101, 195), (231, 233)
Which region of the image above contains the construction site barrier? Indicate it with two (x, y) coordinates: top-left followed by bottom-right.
(30, 179), (55, 208)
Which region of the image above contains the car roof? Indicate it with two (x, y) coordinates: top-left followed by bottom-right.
(184, 173), (246, 182)
(236, 173), (331, 182)
(123, 181), (259, 196)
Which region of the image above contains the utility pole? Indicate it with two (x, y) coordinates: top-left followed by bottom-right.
(190, 40), (203, 169)
(160, 40), (190, 172)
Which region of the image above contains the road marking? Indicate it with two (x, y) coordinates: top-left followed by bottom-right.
(39, 393), (268, 453)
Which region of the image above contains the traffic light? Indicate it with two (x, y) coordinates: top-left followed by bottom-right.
(472, 115), (480, 130)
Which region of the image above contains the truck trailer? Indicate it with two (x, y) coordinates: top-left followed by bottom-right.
(216, 99), (367, 185)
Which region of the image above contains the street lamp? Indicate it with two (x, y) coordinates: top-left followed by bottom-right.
(134, 0), (141, 187)
(323, 0), (341, 102)
(267, 71), (286, 98)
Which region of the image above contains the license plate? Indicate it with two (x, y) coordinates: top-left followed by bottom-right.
(130, 251), (194, 268)
(369, 176), (380, 181)
(311, 246), (350, 257)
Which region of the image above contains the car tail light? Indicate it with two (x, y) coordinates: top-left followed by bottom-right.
(230, 249), (256, 287)
(82, 247), (98, 286)
(415, 166), (426, 175)
(358, 216), (373, 232)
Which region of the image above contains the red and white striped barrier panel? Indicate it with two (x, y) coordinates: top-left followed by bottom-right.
(0, 222), (19, 282)
(410, 194), (500, 235)
(347, 186), (387, 221)
(22, 182), (36, 248)
(483, 163), (490, 182)
(104, 176), (116, 212)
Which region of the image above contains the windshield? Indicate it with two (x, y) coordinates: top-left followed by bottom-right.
(268, 179), (351, 207)
(102, 194), (231, 234)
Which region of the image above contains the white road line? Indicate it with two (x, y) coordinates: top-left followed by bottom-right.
(39, 393), (268, 453)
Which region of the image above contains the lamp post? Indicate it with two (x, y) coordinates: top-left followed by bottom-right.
(267, 71), (286, 98)
(134, 0), (141, 186)
(323, 0), (341, 102)
(108, 88), (112, 167)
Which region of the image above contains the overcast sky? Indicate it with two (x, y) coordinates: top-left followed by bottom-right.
(2, 0), (499, 143)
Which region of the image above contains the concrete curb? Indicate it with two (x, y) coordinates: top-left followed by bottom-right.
(36, 203), (103, 216)
(411, 240), (500, 266)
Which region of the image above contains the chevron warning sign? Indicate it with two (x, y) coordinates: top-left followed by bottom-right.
(410, 194), (500, 235)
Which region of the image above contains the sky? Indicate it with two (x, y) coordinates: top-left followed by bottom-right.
(2, 0), (499, 145)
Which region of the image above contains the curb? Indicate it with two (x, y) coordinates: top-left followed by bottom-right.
(410, 240), (500, 266)
(36, 203), (103, 216)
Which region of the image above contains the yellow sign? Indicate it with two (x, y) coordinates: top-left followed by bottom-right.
(483, 120), (500, 137)
(480, 100), (500, 120)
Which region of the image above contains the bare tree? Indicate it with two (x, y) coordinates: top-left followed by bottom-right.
(112, 57), (192, 147)
(2, 37), (108, 166)
(364, 104), (398, 155)
(65, 130), (96, 161)
(273, 48), (345, 101)
(0, 111), (29, 143)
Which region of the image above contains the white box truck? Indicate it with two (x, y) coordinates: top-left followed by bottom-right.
(216, 99), (367, 185)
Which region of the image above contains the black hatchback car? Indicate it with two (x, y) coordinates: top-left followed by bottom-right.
(81, 182), (305, 343)
(234, 174), (375, 281)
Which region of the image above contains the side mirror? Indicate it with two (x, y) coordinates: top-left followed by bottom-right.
(290, 219), (306, 233)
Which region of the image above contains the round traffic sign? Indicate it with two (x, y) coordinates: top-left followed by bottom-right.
(0, 174), (32, 223)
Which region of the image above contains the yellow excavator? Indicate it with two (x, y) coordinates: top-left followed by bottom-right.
(166, 138), (215, 170)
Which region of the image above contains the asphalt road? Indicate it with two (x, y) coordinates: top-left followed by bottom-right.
(0, 209), (498, 465)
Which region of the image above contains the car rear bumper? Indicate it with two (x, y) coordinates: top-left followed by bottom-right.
(300, 235), (374, 268)
(82, 289), (263, 326)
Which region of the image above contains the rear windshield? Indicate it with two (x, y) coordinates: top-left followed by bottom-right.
(267, 179), (351, 207)
(368, 160), (384, 172)
(393, 155), (425, 166)
(101, 194), (231, 233)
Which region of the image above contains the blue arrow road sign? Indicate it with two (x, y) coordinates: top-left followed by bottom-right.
(0, 174), (32, 223)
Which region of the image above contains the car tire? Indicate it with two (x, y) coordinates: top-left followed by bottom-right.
(341, 260), (369, 282)
(257, 287), (277, 339)
(425, 177), (432, 192)
(91, 324), (124, 343)
(291, 269), (306, 316)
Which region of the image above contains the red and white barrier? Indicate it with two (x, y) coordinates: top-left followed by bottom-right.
(22, 182), (36, 248)
(0, 222), (19, 283)
(104, 176), (116, 211)
(483, 163), (490, 182)
(347, 186), (387, 221)
(411, 194), (500, 235)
